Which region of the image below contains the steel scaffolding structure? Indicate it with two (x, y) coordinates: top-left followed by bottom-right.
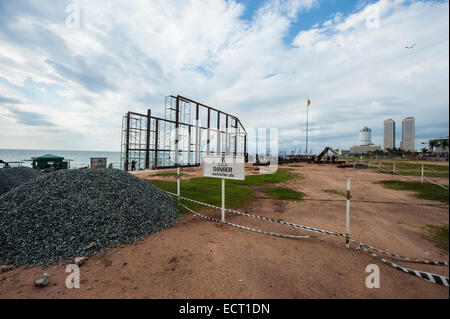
(121, 95), (247, 171)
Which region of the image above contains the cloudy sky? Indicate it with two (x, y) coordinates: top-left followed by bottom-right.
(0, 0), (448, 153)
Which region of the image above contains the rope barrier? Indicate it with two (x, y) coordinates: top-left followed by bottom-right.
(361, 247), (449, 287)
(423, 176), (449, 190)
(166, 191), (448, 266)
(179, 203), (312, 240)
(172, 193), (449, 287)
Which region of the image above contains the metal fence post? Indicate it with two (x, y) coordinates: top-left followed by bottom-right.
(346, 178), (351, 248)
(177, 166), (180, 205)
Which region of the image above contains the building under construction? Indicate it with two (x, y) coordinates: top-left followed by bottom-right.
(121, 95), (247, 171)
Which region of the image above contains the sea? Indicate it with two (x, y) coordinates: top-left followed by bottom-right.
(0, 149), (122, 169)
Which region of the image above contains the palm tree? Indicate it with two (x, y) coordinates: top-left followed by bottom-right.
(429, 139), (439, 153)
(440, 138), (449, 152)
(421, 147), (428, 155)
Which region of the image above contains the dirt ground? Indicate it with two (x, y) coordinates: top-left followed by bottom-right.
(1, 162), (448, 298)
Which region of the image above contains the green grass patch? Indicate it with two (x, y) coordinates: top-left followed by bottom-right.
(342, 158), (449, 171)
(264, 187), (305, 201)
(149, 177), (255, 213)
(150, 172), (186, 177)
(374, 181), (449, 203)
(230, 169), (299, 186)
(323, 189), (347, 198)
(148, 169), (300, 213)
(378, 162), (449, 171)
(288, 164), (304, 167)
(422, 224), (449, 251)
(376, 170), (449, 178)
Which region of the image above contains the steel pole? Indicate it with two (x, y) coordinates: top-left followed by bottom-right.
(221, 178), (225, 222)
(306, 104), (309, 155)
(346, 179), (351, 248)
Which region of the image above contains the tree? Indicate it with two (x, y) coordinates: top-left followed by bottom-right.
(440, 138), (449, 152)
(429, 139), (439, 152)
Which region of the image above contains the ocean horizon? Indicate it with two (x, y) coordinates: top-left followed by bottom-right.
(0, 149), (121, 169)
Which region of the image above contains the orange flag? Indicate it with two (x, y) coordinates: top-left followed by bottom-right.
(307, 98), (311, 106)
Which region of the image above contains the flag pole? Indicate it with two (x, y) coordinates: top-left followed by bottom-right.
(306, 98), (309, 155)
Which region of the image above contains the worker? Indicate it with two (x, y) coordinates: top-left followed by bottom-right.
(131, 160), (137, 171)
(1, 159), (10, 168)
(332, 155), (336, 164)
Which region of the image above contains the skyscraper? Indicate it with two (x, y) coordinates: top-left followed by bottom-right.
(359, 127), (372, 145)
(402, 117), (415, 152)
(383, 119), (395, 150)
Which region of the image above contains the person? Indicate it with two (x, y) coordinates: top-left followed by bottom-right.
(332, 155), (336, 164)
(108, 163), (113, 169)
(1, 160), (10, 168)
(131, 160), (137, 171)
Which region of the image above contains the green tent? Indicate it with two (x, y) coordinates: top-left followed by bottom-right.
(32, 154), (68, 170)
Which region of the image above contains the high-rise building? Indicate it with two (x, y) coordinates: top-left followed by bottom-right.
(402, 117), (415, 152)
(350, 126), (381, 154)
(359, 127), (372, 145)
(383, 119), (395, 150)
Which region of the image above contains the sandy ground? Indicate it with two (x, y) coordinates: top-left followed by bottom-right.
(0, 163), (448, 298)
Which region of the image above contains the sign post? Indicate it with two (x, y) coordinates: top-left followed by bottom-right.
(203, 155), (245, 222)
(221, 178), (225, 221)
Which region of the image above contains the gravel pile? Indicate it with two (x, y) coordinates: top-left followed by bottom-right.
(0, 169), (177, 266)
(0, 167), (43, 196)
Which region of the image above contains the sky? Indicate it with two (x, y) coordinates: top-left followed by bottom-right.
(0, 0), (448, 153)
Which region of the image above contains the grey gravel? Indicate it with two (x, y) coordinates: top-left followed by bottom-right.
(34, 273), (49, 287)
(74, 256), (87, 266)
(0, 169), (177, 266)
(0, 167), (43, 196)
(0, 265), (14, 273)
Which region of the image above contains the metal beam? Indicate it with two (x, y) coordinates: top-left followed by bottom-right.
(175, 96), (179, 166)
(145, 109), (151, 169)
(217, 111), (220, 155)
(154, 119), (159, 169)
(125, 112), (131, 171)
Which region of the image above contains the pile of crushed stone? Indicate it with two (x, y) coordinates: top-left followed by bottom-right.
(0, 167), (43, 196)
(0, 169), (177, 266)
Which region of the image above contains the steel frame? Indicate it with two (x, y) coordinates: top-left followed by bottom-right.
(121, 95), (247, 171)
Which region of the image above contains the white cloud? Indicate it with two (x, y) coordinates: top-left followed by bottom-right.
(0, 0), (448, 152)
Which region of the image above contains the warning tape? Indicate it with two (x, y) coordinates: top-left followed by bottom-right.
(179, 203), (312, 240)
(393, 171), (449, 189)
(166, 191), (449, 287)
(423, 176), (449, 190)
(361, 247), (449, 287)
(167, 191), (448, 266)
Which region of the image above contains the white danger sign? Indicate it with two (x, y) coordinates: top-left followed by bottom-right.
(203, 155), (245, 180)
